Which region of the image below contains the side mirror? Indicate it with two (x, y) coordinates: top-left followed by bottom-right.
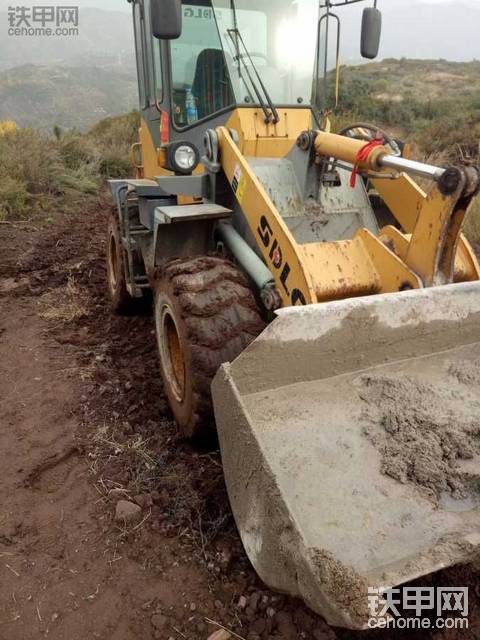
(361, 7), (382, 59)
(151, 0), (182, 40)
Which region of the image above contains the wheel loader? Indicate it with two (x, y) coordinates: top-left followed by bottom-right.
(107, 0), (480, 629)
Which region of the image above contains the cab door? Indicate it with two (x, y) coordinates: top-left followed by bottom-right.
(132, 0), (168, 177)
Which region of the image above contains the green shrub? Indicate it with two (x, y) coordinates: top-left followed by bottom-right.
(98, 152), (133, 179)
(59, 133), (99, 171)
(89, 110), (140, 151)
(0, 173), (29, 218)
(0, 128), (69, 196)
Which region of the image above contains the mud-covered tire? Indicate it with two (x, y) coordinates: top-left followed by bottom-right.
(106, 214), (143, 314)
(154, 256), (265, 441)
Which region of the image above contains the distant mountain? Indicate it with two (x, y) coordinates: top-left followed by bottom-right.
(0, 63), (138, 131)
(0, 8), (134, 70)
(1, 1), (480, 73)
(1, 0), (480, 131)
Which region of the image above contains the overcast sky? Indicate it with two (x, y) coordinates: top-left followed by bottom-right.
(3, 0), (480, 9)
(2, 0), (480, 15)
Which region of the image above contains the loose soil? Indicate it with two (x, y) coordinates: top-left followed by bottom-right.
(359, 372), (480, 501)
(0, 207), (479, 640)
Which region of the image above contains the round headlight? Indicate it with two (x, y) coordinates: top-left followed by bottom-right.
(174, 144), (198, 173)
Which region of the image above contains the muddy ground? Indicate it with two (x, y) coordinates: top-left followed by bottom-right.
(0, 206), (479, 640)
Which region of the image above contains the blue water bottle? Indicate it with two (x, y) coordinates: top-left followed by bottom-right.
(186, 86), (198, 124)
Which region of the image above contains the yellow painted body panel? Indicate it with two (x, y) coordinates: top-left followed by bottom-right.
(138, 117), (203, 204)
(226, 108), (312, 157)
(217, 126), (317, 305)
(218, 121), (425, 304)
(371, 173), (425, 231)
(372, 175), (480, 283)
(405, 186), (464, 286)
(139, 118), (162, 178)
(381, 225), (480, 284)
(135, 108), (479, 306)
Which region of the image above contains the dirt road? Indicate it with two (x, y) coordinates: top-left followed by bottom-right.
(0, 210), (478, 640)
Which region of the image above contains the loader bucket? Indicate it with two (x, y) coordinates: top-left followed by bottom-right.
(212, 282), (480, 630)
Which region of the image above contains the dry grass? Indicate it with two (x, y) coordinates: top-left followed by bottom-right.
(0, 112), (139, 221)
(88, 424), (161, 488)
(40, 275), (89, 322)
(83, 409), (232, 554)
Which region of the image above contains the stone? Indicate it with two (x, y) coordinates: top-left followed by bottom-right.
(109, 488), (128, 499)
(218, 544), (234, 571)
(207, 630), (231, 640)
(151, 614), (168, 631)
(151, 490), (162, 504)
(249, 592), (261, 613)
(250, 618), (266, 635)
(313, 627), (337, 640)
(115, 500), (142, 524)
(274, 611), (296, 637)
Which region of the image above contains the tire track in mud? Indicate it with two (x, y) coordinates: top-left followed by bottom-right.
(1, 210), (478, 640)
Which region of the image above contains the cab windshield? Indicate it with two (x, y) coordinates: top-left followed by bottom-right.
(211, 0), (320, 107)
(170, 0), (320, 126)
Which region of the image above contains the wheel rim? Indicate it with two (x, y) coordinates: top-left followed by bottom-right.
(108, 231), (118, 292)
(157, 303), (186, 403)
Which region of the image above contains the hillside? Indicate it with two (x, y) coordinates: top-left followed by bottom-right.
(2, 57), (478, 134)
(0, 63), (138, 131)
(337, 59), (480, 155)
(341, 59), (480, 103)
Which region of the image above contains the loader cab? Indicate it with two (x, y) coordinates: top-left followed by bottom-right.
(143, 0), (322, 124)
(132, 0), (382, 128)
(131, 0), (382, 177)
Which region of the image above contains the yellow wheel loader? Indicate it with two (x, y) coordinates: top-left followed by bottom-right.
(107, 0), (480, 629)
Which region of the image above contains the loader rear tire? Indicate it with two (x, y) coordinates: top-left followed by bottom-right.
(154, 256), (265, 441)
(106, 214), (145, 314)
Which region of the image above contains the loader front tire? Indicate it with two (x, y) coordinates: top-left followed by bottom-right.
(154, 256), (265, 441)
(106, 214), (141, 314)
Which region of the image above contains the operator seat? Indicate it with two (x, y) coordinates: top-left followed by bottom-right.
(192, 49), (235, 120)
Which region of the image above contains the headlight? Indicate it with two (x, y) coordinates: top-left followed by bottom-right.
(166, 141), (200, 175)
(174, 145), (197, 172)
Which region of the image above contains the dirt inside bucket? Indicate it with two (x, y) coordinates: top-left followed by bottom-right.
(357, 363), (480, 502)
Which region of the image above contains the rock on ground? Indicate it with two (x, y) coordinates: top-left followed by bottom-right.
(115, 499), (142, 524)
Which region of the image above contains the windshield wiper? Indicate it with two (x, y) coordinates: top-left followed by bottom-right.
(227, 27), (279, 125)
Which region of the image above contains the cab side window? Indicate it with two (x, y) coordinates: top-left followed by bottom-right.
(134, 0), (161, 107)
(133, 2), (148, 108)
(170, 3), (234, 126)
